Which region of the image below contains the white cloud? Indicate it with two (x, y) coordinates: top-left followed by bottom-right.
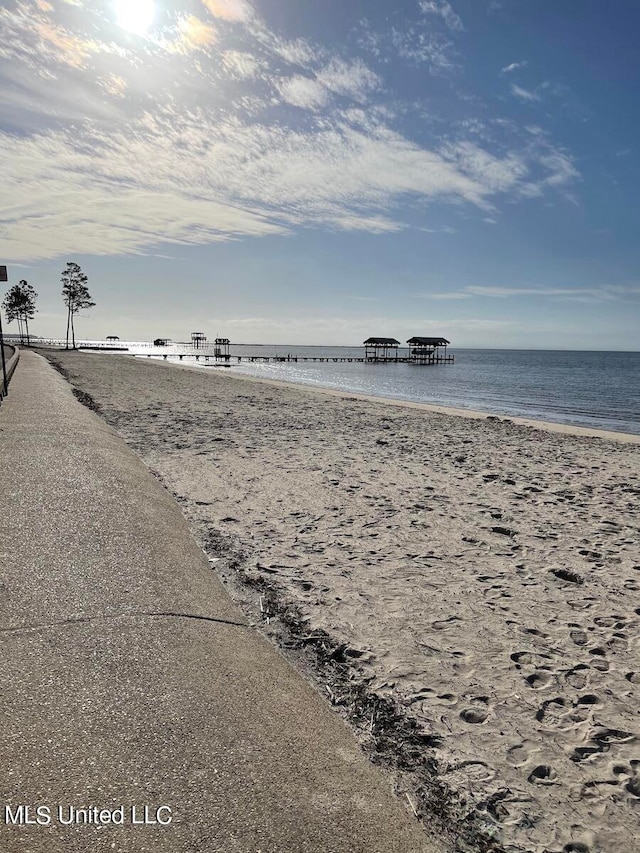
(419, 292), (472, 300)
(200, 0), (253, 23)
(538, 151), (580, 187)
(0, 0), (582, 262)
(500, 60), (527, 75)
(391, 27), (456, 72)
(316, 59), (380, 102)
(510, 83), (540, 102)
(357, 7), (461, 73)
(222, 50), (260, 79)
(421, 285), (637, 302)
(277, 75), (328, 110)
(1, 110), (554, 260)
(443, 141), (529, 194)
(419, 1), (464, 31)
(263, 33), (323, 68)
(511, 83), (540, 103)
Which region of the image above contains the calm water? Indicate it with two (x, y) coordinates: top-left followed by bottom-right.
(64, 339), (639, 436)
(131, 345), (640, 436)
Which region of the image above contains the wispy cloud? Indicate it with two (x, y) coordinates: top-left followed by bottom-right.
(357, 5), (461, 74)
(500, 60), (527, 75)
(419, 1), (464, 32)
(391, 27), (456, 72)
(171, 16), (217, 54)
(510, 83), (540, 102)
(0, 0), (582, 262)
(277, 75), (328, 110)
(316, 58), (380, 102)
(419, 285), (640, 302)
(222, 49), (260, 79)
(200, 0), (253, 23)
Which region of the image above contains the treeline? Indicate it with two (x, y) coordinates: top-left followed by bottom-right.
(1, 262), (95, 349)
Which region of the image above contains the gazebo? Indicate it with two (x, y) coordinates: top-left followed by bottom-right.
(363, 337), (401, 362)
(191, 331), (207, 349)
(406, 336), (453, 365)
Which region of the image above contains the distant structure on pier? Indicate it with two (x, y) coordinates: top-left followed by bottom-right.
(214, 338), (230, 361)
(406, 336), (452, 365)
(363, 336), (453, 364)
(363, 337), (401, 362)
(153, 337), (171, 346)
(191, 331), (207, 349)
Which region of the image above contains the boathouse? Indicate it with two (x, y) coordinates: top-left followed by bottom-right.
(364, 337), (401, 362)
(214, 337), (230, 360)
(407, 336), (453, 365)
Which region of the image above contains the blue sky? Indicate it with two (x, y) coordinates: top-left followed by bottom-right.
(1, 0), (639, 348)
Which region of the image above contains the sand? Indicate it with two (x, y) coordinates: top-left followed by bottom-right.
(44, 351), (640, 853)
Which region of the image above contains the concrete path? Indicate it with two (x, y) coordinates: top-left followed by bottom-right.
(0, 351), (443, 853)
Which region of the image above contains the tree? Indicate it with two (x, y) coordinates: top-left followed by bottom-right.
(61, 263), (95, 349)
(2, 280), (38, 345)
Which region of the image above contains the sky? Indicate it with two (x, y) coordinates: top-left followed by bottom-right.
(1, 0), (639, 348)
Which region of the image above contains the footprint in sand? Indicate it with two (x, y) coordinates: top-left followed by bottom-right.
(536, 697), (570, 726)
(576, 693), (601, 706)
(527, 764), (558, 785)
(525, 671), (553, 690)
(506, 743), (532, 767)
(588, 648), (610, 672)
(569, 628), (588, 646)
(511, 650), (551, 668)
(445, 760), (495, 783)
(626, 778), (640, 798)
(565, 664), (591, 690)
(434, 693), (458, 706)
(460, 707), (488, 724)
(591, 726), (635, 746)
(606, 633), (628, 652)
(593, 615), (620, 627)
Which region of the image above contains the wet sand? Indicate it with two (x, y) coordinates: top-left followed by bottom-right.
(45, 351), (640, 853)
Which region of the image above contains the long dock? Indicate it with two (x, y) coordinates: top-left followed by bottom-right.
(143, 354), (454, 365)
(27, 340), (454, 365)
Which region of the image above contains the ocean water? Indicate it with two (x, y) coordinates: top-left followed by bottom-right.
(127, 345), (640, 436)
(59, 338), (639, 436)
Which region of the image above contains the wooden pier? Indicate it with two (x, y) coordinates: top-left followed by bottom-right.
(55, 333), (455, 366)
(149, 354), (366, 364)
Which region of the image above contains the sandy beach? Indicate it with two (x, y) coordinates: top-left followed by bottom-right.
(44, 351), (640, 853)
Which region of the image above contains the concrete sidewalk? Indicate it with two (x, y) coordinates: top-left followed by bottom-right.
(0, 351), (442, 853)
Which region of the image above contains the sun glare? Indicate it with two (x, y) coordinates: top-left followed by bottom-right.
(114, 0), (155, 36)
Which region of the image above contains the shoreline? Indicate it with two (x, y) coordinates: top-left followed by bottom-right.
(42, 350), (640, 852)
(144, 354), (640, 444)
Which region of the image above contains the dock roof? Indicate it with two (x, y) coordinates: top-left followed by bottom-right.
(407, 336), (450, 346)
(363, 337), (401, 345)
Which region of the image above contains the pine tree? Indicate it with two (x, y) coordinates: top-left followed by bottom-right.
(61, 263), (95, 349)
(2, 280), (38, 345)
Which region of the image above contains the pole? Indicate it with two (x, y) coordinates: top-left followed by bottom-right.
(0, 265), (7, 396)
(0, 311), (8, 398)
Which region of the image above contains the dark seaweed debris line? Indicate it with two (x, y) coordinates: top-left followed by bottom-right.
(44, 352), (103, 414)
(198, 521), (507, 853)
